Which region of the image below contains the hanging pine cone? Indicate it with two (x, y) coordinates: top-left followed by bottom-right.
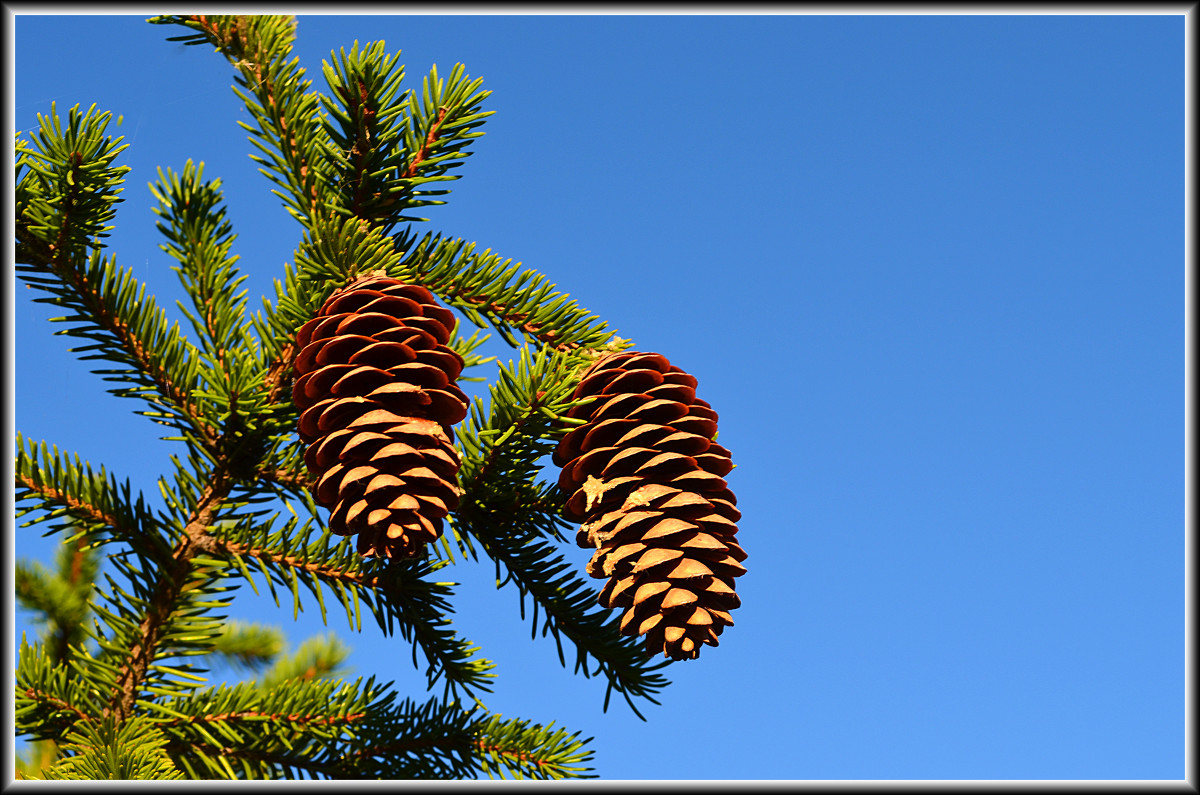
(553, 351), (746, 661)
(292, 273), (468, 559)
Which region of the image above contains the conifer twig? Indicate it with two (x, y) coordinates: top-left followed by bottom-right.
(402, 105), (450, 180)
(264, 346), (298, 407)
(155, 708), (367, 730)
(16, 228), (218, 447)
(184, 14), (322, 222)
(15, 474), (125, 534)
(18, 691), (91, 724)
(106, 478), (229, 721)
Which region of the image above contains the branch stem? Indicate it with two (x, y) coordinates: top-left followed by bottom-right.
(106, 478), (229, 721)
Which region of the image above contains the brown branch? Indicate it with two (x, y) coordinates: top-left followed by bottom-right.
(156, 708), (366, 730)
(213, 537), (382, 591)
(105, 479), (229, 722)
(187, 14), (321, 223)
(191, 256), (231, 374)
(264, 341), (297, 408)
(474, 740), (561, 773)
(348, 734), (466, 768)
(401, 106), (449, 181)
(15, 224), (220, 446)
(21, 689), (92, 724)
(15, 474), (125, 534)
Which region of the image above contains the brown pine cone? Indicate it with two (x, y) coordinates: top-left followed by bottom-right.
(553, 351), (745, 660)
(292, 273), (468, 559)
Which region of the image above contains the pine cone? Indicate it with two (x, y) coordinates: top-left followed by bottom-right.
(292, 274), (468, 559)
(553, 351), (745, 660)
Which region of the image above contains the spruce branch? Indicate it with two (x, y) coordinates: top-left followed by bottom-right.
(149, 160), (252, 371)
(388, 61), (493, 223)
(104, 474), (231, 721)
(15, 103), (128, 259)
(454, 347), (670, 718)
(15, 435), (161, 550)
(149, 676), (388, 779)
(406, 105), (449, 180)
(263, 464), (310, 494)
(343, 696), (594, 779)
(238, 31), (492, 233)
(320, 40), (411, 230)
(396, 231), (616, 351)
(471, 714), (596, 780)
(150, 15), (327, 229)
(151, 14), (492, 235)
(209, 514), (496, 698)
(150, 160), (276, 484)
(15, 108), (219, 445)
(15, 637), (101, 743)
(16, 248), (216, 444)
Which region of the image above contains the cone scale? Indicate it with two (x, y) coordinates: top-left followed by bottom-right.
(292, 273), (468, 559)
(554, 351), (745, 661)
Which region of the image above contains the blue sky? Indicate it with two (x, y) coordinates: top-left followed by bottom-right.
(12, 12), (1185, 780)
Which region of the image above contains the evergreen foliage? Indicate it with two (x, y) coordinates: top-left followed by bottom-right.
(14, 14), (693, 779)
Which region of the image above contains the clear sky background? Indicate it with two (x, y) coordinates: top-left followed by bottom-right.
(11, 11), (1185, 781)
